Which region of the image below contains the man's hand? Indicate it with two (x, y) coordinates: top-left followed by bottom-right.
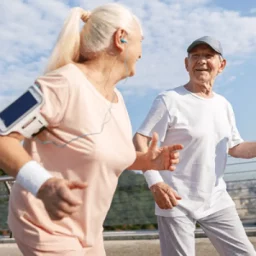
(37, 177), (87, 220)
(145, 132), (183, 171)
(150, 182), (181, 209)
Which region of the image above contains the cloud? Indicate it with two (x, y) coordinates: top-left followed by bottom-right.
(227, 76), (236, 83)
(117, 0), (256, 92)
(250, 8), (256, 14)
(0, 0), (71, 108)
(1, 0), (256, 110)
(0, 94), (18, 112)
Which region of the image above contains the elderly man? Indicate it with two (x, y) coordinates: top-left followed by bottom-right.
(133, 36), (256, 256)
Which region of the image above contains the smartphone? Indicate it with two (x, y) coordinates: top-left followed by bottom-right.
(0, 85), (48, 138)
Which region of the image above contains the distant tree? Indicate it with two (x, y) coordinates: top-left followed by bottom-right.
(104, 170), (157, 230)
(0, 169), (6, 176)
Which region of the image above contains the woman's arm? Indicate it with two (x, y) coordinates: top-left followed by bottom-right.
(0, 134), (31, 176)
(128, 132), (182, 172)
(0, 134), (87, 220)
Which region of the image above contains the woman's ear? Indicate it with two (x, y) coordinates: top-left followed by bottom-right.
(113, 28), (127, 52)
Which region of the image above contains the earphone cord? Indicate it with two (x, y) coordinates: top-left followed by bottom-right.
(34, 92), (115, 148)
(34, 42), (129, 148)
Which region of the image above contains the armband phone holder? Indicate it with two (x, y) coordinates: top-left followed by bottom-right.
(0, 85), (48, 138)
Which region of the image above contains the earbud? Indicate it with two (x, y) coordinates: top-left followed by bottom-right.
(120, 38), (127, 43)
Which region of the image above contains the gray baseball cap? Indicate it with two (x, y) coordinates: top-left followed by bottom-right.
(187, 36), (223, 56)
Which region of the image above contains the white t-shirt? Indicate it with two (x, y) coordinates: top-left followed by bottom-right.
(137, 85), (243, 220)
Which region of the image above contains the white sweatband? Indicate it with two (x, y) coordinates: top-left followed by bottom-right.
(143, 170), (164, 188)
(16, 160), (53, 196)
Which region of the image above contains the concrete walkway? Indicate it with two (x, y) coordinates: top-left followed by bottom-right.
(1, 237), (256, 256)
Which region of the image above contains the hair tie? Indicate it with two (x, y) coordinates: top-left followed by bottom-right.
(81, 10), (91, 23)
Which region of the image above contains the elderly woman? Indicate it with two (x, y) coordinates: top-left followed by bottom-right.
(0, 3), (182, 256)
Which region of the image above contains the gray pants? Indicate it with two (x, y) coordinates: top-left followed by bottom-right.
(157, 206), (256, 256)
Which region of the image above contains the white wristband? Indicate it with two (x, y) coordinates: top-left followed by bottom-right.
(16, 160), (53, 196)
(143, 170), (164, 188)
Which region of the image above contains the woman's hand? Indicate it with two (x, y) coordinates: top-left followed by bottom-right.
(37, 178), (87, 220)
(144, 132), (183, 171)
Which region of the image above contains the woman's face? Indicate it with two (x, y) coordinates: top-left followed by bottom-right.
(123, 23), (143, 77)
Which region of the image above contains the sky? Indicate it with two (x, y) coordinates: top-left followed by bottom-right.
(1, 0), (256, 160)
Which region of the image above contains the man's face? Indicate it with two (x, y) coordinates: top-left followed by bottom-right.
(185, 44), (226, 84)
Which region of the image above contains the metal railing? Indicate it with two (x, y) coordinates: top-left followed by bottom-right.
(0, 176), (14, 238)
(1, 157), (256, 238)
(0, 176), (14, 195)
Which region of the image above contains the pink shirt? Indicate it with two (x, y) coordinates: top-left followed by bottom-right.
(8, 64), (136, 253)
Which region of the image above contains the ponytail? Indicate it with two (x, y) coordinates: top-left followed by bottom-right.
(44, 7), (91, 73)
(44, 4), (142, 73)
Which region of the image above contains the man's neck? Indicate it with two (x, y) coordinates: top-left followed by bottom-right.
(185, 81), (214, 98)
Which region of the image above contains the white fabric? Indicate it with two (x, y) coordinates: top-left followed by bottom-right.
(137, 86), (244, 219)
(157, 206), (256, 256)
(143, 169), (164, 186)
(16, 160), (53, 196)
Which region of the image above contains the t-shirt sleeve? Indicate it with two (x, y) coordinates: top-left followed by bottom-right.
(227, 102), (244, 149)
(35, 73), (70, 127)
(137, 94), (171, 188)
(137, 94), (171, 143)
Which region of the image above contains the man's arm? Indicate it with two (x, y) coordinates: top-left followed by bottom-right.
(229, 142), (256, 159)
(133, 132), (182, 209)
(133, 132), (151, 153)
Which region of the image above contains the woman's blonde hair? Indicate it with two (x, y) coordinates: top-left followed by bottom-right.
(45, 3), (142, 73)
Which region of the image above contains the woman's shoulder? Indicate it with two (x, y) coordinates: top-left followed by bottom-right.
(39, 63), (79, 79)
(35, 63), (84, 89)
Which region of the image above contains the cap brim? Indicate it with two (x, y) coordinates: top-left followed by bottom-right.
(187, 41), (222, 55)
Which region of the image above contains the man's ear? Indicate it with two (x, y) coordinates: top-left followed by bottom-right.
(185, 57), (189, 72)
(113, 28), (127, 52)
(218, 58), (227, 74)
